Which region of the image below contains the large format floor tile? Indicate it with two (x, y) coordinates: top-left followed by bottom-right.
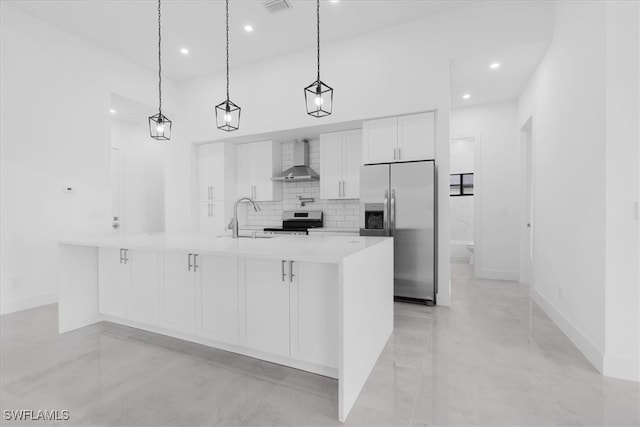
(1, 262), (638, 426)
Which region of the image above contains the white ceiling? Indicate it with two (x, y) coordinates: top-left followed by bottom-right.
(7, 0), (472, 82)
(449, 42), (549, 109)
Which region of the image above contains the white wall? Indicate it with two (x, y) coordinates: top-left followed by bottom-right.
(518, 0), (639, 381)
(0, 5), (177, 314)
(451, 102), (520, 279)
(168, 1), (554, 306)
(110, 119), (165, 234)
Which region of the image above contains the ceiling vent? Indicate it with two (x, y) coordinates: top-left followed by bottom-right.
(263, 0), (292, 13)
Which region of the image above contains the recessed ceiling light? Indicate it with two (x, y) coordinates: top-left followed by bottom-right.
(180, 48), (189, 55)
(109, 109), (116, 114)
(329, 0), (339, 3)
(490, 62), (500, 69)
(244, 25), (253, 32)
(462, 94), (471, 100)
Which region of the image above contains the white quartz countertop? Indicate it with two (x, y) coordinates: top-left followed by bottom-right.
(59, 233), (391, 264)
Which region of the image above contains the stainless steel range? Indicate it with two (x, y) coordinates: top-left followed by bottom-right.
(264, 210), (323, 235)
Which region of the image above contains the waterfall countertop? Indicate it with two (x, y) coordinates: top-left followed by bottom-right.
(59, 232), (391, 264)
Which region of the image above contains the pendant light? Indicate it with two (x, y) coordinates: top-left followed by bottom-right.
(215, 0), (241, 132)
(304, 0), (333, 118)
(149, 0), (172, 140)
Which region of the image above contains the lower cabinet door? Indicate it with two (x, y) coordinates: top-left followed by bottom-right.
(128, 250), (160, 326)
(290, 262), (339, 368)
(162, 252), (196, 335)
(240, 258), (290, 357)
(98, 247), (128, 318)
(197, 255), (239, 345)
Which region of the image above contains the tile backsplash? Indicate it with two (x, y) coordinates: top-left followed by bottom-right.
(240, 139), (361, 230)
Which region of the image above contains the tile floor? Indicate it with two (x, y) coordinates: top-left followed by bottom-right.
(1, 262), (638, 426)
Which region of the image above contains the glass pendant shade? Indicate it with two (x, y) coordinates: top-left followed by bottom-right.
(149, 112), (172, 140)
(215, 99), (241, 132)
(304, 79), (333, 118)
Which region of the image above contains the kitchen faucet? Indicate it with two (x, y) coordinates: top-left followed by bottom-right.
(230, 196), (261, 238)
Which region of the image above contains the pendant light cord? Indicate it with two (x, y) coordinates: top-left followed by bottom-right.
(226, 0), (230, 101)
(316, 0), (320, 82)
(157, 0), (162, 114)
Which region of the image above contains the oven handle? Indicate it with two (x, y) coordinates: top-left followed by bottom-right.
(383, 189), (389, 233)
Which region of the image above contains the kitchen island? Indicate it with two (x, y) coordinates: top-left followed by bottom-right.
(58, 233), (393, 422)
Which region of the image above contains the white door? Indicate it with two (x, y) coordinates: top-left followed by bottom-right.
(240, 258), (290, 356)
(110, 148), (124, 232)
(98, 247), (128, 318)
(398, 112), (435, 161)
(290, 262), (339, 368)
(128, 250), (160, 326)
(342, 129), (363, 199)
(235, 143), (255, 198)
(197, 255), (239, 345)
(319, 132), (343, 199)
(520, 119), (533, 284)
(163, 252), (197, 334)
(363, 117), (397, 164)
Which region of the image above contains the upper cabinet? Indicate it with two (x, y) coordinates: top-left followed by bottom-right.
(236, 140), (282, 202)
(320, 129), (362, 200)
(362, 112), (435, 164)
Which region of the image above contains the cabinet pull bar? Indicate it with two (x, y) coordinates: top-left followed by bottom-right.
(281, 260), (287, 282)
(289, 260), (295, 283)
(399, 148), (402, 160)
(124, 249), (128, 264)
(193, 254), (199, 272)
(119, 248), (123, 264)
(188, 253), (192, 272)
(393, 148), (397, 160)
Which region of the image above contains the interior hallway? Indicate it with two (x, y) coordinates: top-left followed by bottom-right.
(1, 263), (638, 426)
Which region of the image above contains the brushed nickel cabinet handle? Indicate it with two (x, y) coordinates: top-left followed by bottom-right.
(119, 248), (124, 264)
(281, 260), (287, 282)
(188, 253), (193, 272)
(193, 254), (199, 272)
(393, 148), (397, 160)
(289, 260), (295, 283)
(398, 147), (402, 160)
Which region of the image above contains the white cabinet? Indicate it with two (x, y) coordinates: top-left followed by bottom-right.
(320, 129), (362, 200)
(362, 117), (398, 165)
(198, 142), (236, 235)
(128, 250), (160, 325)
(235, 140), (281, 201)
(162, 252), (198, 335)
(240, 258), (290, 356)
(362, 112), (435, 164)
(98, 248), (128, 318)
(397, 112), (435, 162)
(98, 248), (159, 326)
(290, 262), (339, 368)
(197, 255), (239, 345)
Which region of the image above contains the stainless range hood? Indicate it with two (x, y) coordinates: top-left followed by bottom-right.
(271, 140), (320, 182)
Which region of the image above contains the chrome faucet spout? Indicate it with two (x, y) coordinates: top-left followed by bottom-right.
(231, 196), (261, 238)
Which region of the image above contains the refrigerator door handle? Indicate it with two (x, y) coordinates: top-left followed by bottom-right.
(383, 189), (389, 232)
(390, 189), (396, 234)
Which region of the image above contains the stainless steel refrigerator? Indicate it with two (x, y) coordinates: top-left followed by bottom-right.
(359, 161), (436, 305)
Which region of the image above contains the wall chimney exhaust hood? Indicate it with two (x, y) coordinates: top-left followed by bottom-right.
(272, 140), (320, 182)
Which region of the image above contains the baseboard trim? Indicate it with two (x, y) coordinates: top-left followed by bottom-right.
(603, 354), (640, 382)
(476, 268), (519, 281)
(0, 292), (58, 315)
(532, 289), (604, 373)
